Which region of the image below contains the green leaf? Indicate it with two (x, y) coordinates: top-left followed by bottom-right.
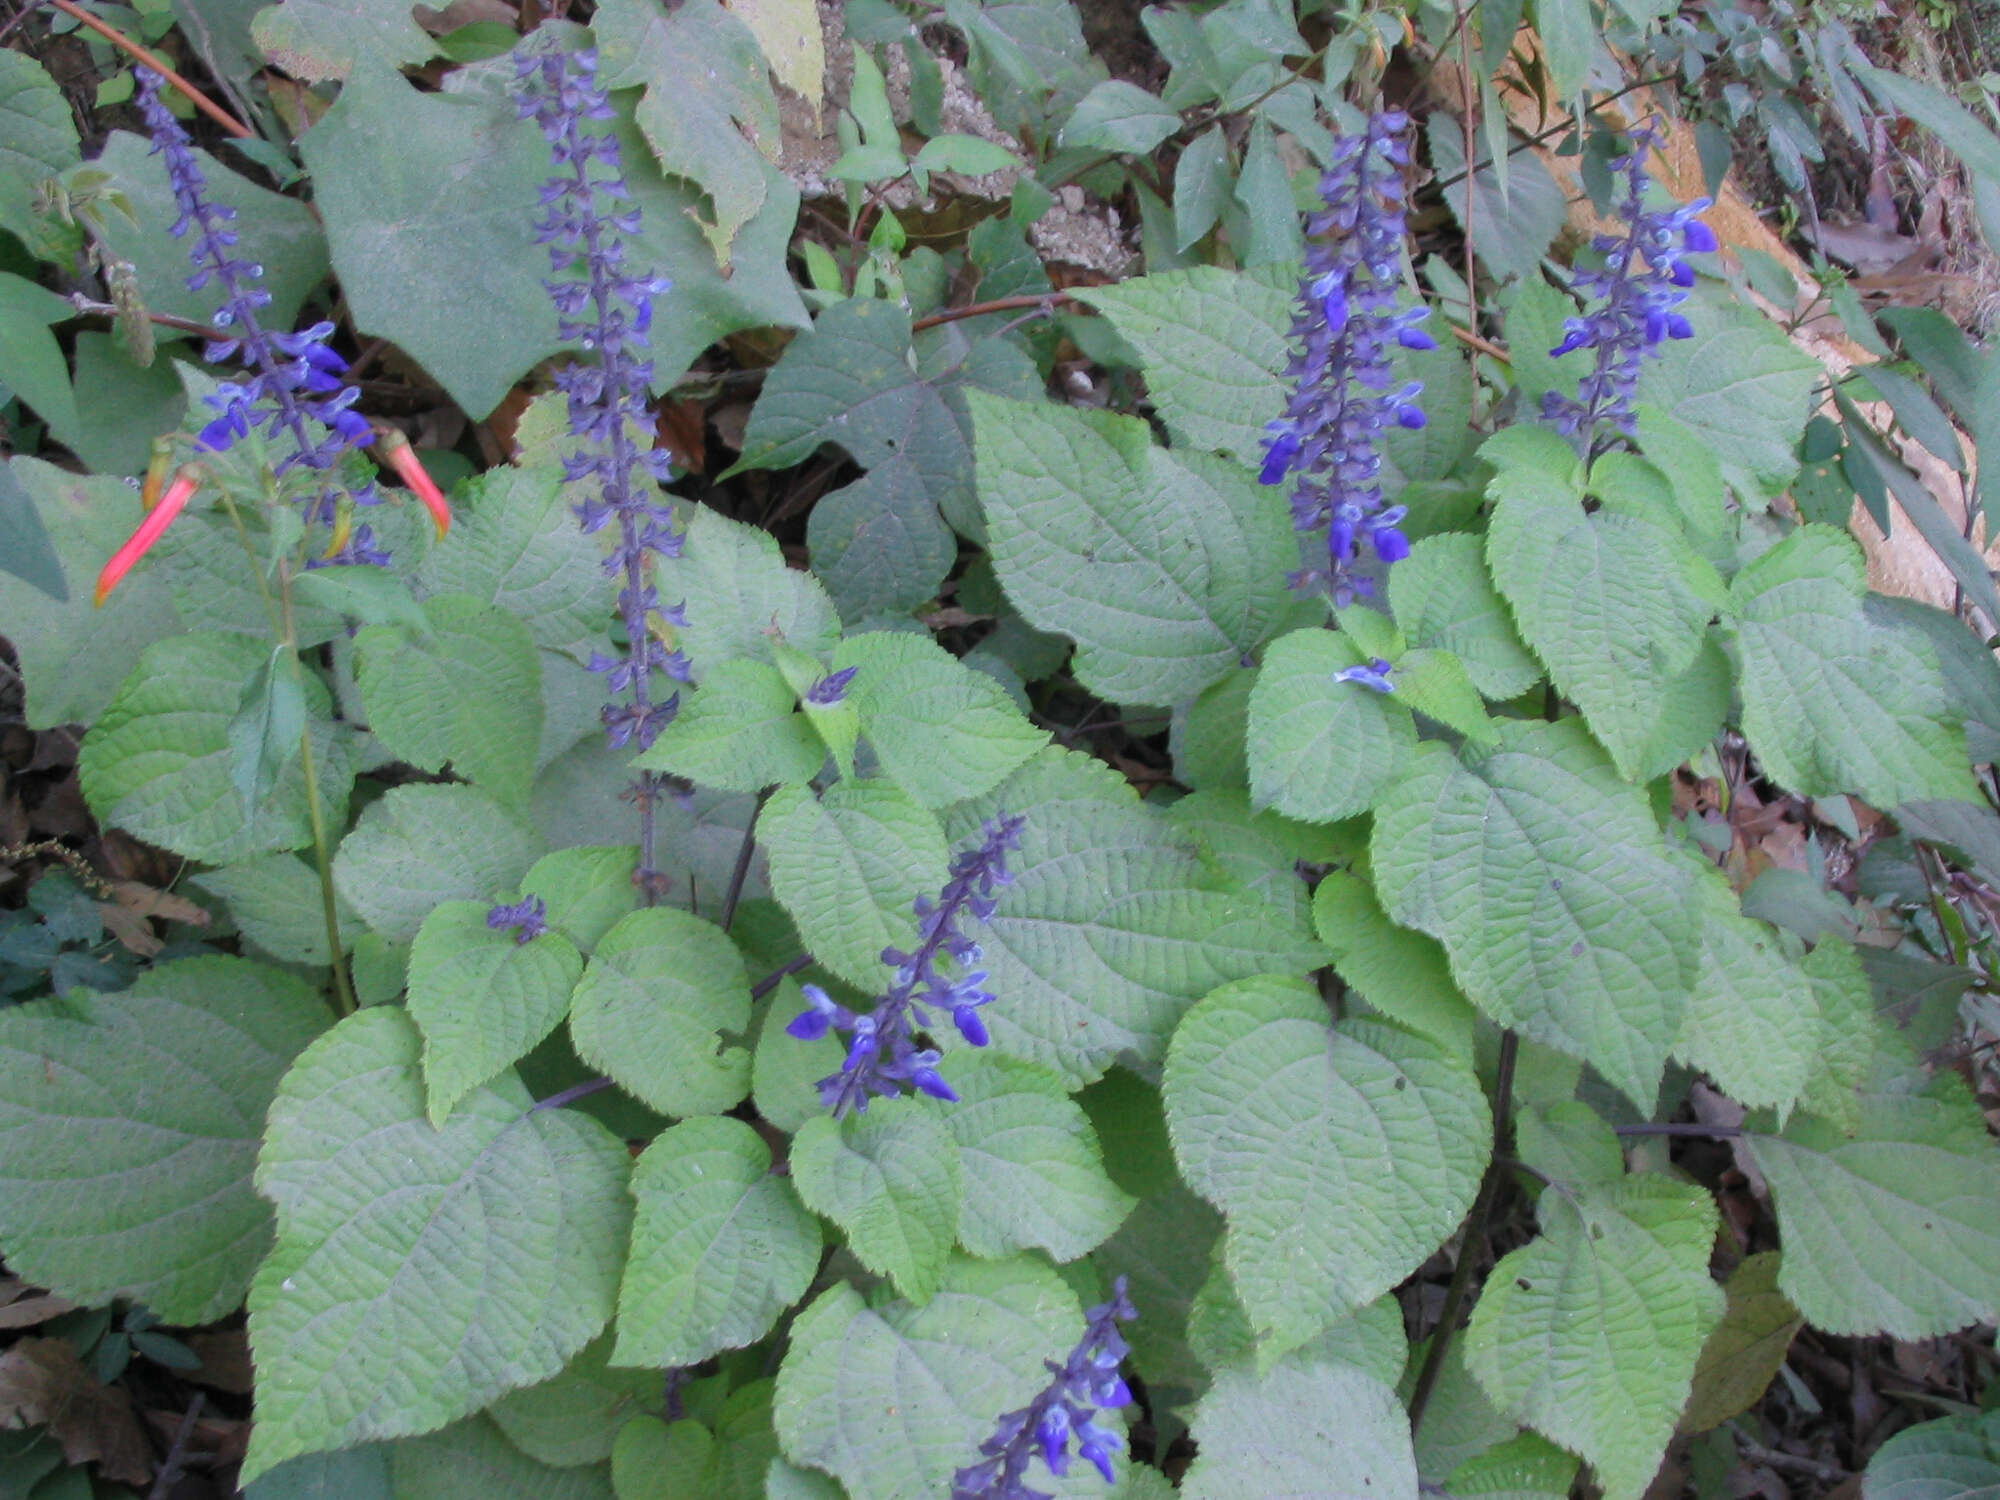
(1486, 455), (1720, 778)
(292, 564), (430, 636)
(1633, 286), (1820, 505)
(1427, 115), (1567, 283)
(1683, 1252), (1803, 1434)
(357, 593), (544, 805)
(1370, 722), (1698, 1109)
(926, 1050), (1134, 1261)
(761, 781), (948, 992)
(1862, 1409), (2000, 1500)
(1674, 877), (1818, 1117)
(654, 504), (839, 675)
(79, 633), (354, 866)
(517, 846), (640, 955)
(1388, 532), (1541, 700)
(595, 0), (780, 263)
(633, 658), (826, 792)
(192, 854), (359, 966)
(791, 1103), (962, 1303)
(244, 1008), (630, 1482)
(244, 1446), (393, 1500)
(1060, 80), (1181, 153)
(1855, 64), (2000, 183)
(0, 51), (80, 246)
(1164, 787), (1325, 941)
(615, 1115), (821, 1368)
(407, 901), (585, 1126)
(0, 272), (81, 444)
(943, 747), (1327, 1084)
(1444, 1434), (1580, 1500)
(973, 394), (1295, 705)
(489, 1334), (662, 1468)
(1745, 1074), (2000, 1338)
(912, 133), (1021, 177)
(1247, 627), (1418, 821)
(0, 957), (326, 1324)
(806, 458), (958, 621)
(1231, 117), (1303, 268)
(0, 455), (65, 603)
(333, 784), (546, 945)
(1868, 595), (2000, 765)
(832, 632), (1050, 807)
(774, 1257), (1116, 1500)
(1180, 1357), (1419, 1500)
(567, 907), (753, 1117)
(1528, 0), (1595, 98)
(417, 465), (613, 661)
(1464, 1175), (1724, 1500)
(389, 1417), (614, 1500)
(1165, 975), (1490, 1346)
(1726, 526), (1977, 806)
(1073, 265), (1294, 462)
(1798, 936), (1877, 1132)
(228, 645), (308, 821)
(1312, 871), (1477, 1055)
(250, 0), (437, 80)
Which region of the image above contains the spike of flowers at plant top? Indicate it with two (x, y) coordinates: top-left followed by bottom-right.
(1540, 121), (1717, 446)
(952, 1276), (1138, 1499)
(95, 465), (204, 606)
(375, 429), (453, 538)
(485, 896), (550, 945)
(787, 813), (1027, 1116)
(132, 67), (378, 551)
(1260, 109), (1432, 608)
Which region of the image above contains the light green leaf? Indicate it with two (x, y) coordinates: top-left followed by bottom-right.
(489, 1333), (661, 1468)
(1861, 1409), (2000, 1500)
(568, 906), (753, 1117)
(1163, 787), (1324, 942)
(1165, 975), (1490, 1346)
(1312, 871), (1477, 1055)
(0, 51), (80, 245)
(753, 977), (848, 1135)
(333, 783), (545, 945)
(761, 781), (948, 992)
(634, 658), (825, 792)
(243, 1008), (630, 1482)
(1726, 526), (1978, 806)
(1394, 648), (1497, 744)
(193, 854), (359, 966)
(1674, 877), (1817, 1117)
(614, 1116), (821, 1368)
(655, 504), (839, 674)
(832, 632), (1050, 807)
(973, 393), (1295, 705)
(1180, 1357), (1418, 1500)
(1464, 1175), (1724, 1500)
(358, 594), (544, 805)
(79, 633), (353, 866)
(517, 846), (640, 955)
(1247, 627), (1417, 821)
(0, 957), (326, 1324)
(1060, 79), (1181, 153)
(1745, 1074), (2000, 1338)
(1444, 1433), (1581, 1500)
(1798, 936), (1877, 1132)
(1370, 721), (1698, 1109)
(1073, 264), (1294, 462)
(408, 900), (584, 1126)
(791, 1103), (962, 1303)
(926, 1050), (1134, 1261)
(390, 1417), (615, 1500)
(250, 0), (437, 81)
(1173, 124), (1232, 251)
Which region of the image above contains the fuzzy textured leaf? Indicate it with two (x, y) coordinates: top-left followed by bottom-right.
(1247, 627), (1417, 821)
(791, 1104), (963, 1303)
(1180, 1356), (1419, 1500)
(333, 784), (545, 945)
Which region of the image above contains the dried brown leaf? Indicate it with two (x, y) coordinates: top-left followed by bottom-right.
(0, 1337), (153, 1484)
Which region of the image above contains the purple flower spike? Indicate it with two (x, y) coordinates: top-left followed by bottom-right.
(952, 1277), (1138, 1499)
(1262, 111), (1431, 608)
(797, 814), (1026, 1117)
(486, 895), (550, 944)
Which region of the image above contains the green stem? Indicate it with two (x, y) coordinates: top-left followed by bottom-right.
(277, 558), (356, 1018)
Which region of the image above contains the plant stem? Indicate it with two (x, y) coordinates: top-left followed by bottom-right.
(751, 953), (813, 999)
(1406, 1028), (1518, 1434)
(277, 559), (355, 1018)
(718, 788), (771, 933)
(532, 1076), (614, 1113)
(47, 0), (251, 138)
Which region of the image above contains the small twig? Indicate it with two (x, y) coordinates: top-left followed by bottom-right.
(911, 293), (1074, 332)
(1447, 322), (1510, 363)
(67, 294), (217, 340)
(532, 1076), (614, 1113)
(0, 1), (41, 45)
(751, 953), (813, 1000)
(1729, 1429), (1851, 1484)
(47, 0), (252, 139)
(146, 1390), (205, 1500)
(1613, 1122), (1743, 1139)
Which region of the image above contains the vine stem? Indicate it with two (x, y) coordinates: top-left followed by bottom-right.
(45, 0), (251, 138)
(1406, 1028), (1518, 1434)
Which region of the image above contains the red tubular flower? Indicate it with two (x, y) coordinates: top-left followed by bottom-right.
(378, 429), (451, 538)
(95, 465), (204, 606)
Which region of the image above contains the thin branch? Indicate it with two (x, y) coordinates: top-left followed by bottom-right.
(146, 1391), (205, 1500)
(911, 293), (1074, 332)
(47, 0), (252, 138)
(751, 953), (813, 1000)
(66, 294), (220, 340)
(532, 1076), (614, 1113)
(718, 788), (771, 934)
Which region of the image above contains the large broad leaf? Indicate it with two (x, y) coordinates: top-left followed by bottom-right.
(774, 1256), (1120, 1500)
(614, 1116), (821, 1369)
(1164, 976), (1490, 1348)
(1180, 1357), (1419, 1500)
(1862, 1409), (2000, 1500)
(567, 907), (753, 1117)
(791, 1103), (963, 1303)
(972, 393), (1295, 706)
(1427, 113), (1567, 284)
(487, 1333), (660, 1467)
(633, 657), (825, 792)
(1673, 877), (1819, 1118)
(653, 505), (840, 675)
(1464, 1175), (1724, 1500)
(1247, 627), (1417, 821)
(242, 1008), (631, 1482)
(831, 632), (1050, 808)
(78, 633), (354, 866)
(1726, 526), (1977, 807)
(1370, 721), (1697, 1109)
(942, 748), (1327, 1085)
(250, 0), (437, 80)
(0, 958), (326, 1324)
(193, 854), (360, 966)
(760, 781), (948, 992)
(407, 901), (585, 1126)
(333, 783), (546, 945)
(807, 457), (958, 621)
(0, 51), (79, 246)
(1744, 1074), (2000, 1339)
(1312, 871), (1477, 1056)
(390, 1417), (614, 1500)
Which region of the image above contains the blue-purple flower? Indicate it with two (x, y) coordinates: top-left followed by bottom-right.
(486, 896), (550, 944)
(1335, 656), (1396, 694)
(952, 1277), (1138, 1498)
(788, 814), (1026, 1116)
(1540, 122), (1716, 445)
(805, 667), (859, 706)
(1260, 110), (1432, 607)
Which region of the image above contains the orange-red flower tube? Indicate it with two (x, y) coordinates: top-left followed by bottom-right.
(95, 465), (204, 606)
(378, 429), (451, 538)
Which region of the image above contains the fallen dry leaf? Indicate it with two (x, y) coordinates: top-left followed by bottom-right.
(0, 1337), (153, 1485)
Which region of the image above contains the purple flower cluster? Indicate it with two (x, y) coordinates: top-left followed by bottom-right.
(486, 896), (550, 944)
(1260, 110), (1432, 608)
(952, 1277), (1137, 1499)
(1540, 123), (1718, 445)
(133, 68), (378, 560)
(787, 814), (1026, 1116)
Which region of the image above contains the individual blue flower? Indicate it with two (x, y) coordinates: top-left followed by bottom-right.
(486, 896), (550, 944)
(1334, 657), (1396, 694)
(1540, 122), (1716, 445)
(952, 1277), (1138, 1498)
(789, 814), (1026, 1116)
(805, 666), (859, 706)
(1261, 111), (1431, 608)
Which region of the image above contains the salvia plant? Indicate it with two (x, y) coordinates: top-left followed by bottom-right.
(0, 2), (1996, 1499)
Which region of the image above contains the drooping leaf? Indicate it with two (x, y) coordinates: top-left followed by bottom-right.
(791, 1102), (963, 1304)
(1682, 1252), (1803, 1434)
(1180, 1356), (1419, 1500)
(243, 1008), (630, 1482)
(332, 783), (546, 945)
(1246, 627), (1418, 821)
